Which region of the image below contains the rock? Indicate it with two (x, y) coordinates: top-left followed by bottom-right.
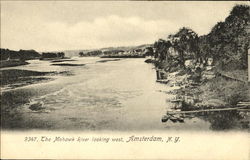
(29, 102), (45, 111)
(156, 79), (169, 84)
(177, 117), (184, 123)
(144, 59), (155, 63)
(169, 117), (178, 123)
(161, 115), (170, 122)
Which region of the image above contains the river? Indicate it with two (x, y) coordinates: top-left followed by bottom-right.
(1, 57), (248, 131)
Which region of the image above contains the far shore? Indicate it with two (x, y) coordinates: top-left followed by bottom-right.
(100, 55), (145, 58)
(0, 59), (29, 68)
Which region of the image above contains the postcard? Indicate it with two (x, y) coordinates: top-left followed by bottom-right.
(1, 1), (249, 159)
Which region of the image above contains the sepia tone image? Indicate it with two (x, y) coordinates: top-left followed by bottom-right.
(1, 1), (250, 132)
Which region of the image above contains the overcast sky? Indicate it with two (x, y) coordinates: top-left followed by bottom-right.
(1, 1), (249, 52)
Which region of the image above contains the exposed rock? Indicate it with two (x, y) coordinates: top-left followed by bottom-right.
(144, 59), (155, 63)
(29, 102), (45, 111)
(156, 79), (169, 84)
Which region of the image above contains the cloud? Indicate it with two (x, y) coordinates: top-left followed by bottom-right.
(1, 15), (180, 51)
(3, 1), (247, 51)
(43, 15), (179, 51)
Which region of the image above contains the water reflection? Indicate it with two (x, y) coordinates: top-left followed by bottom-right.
(198, 110), (249, 130)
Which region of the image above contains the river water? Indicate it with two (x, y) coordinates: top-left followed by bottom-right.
(1, 57), (248, 131)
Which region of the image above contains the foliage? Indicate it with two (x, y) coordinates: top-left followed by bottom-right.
(144, 47), (154, 56)
(153, 4), (250, 70)
(168, 27), (198, 67)
(41, 52), (65, 59)
(208, 4), (250, 69)
(81, 50), (103, 57)
(79, 52), (84, 57)
(153, 39), (171, 61)
(0, 48), (41, 61)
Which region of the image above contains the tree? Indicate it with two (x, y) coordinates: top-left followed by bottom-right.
(79, 52), (84, 57)
(144, 47), (154, 57)
(153, 39), (172, 61)
(169, 27), (198, 68)
(208, 4), (250, 69)
(198, 35), (212, 65)
(57, 52), (65, 58)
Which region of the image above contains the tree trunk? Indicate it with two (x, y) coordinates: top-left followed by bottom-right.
(179, 51), (185, 68)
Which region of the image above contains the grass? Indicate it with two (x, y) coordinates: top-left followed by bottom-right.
(200, 73), (249, 106)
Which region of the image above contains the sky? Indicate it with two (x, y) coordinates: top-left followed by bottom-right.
(1, 1), (249, 52)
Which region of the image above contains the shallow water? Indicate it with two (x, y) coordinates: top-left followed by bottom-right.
(1, 57), (249, 131)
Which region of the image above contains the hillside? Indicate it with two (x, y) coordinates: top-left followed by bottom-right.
(62, 44), (152, 57)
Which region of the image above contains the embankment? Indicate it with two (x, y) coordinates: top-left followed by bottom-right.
(147, 59), (250, 110)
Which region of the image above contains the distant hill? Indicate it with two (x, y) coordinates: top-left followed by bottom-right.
(62, 44), (153, 57)
(99, 44), (152, 52)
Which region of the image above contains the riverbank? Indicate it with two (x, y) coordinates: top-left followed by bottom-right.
(151, 60), (250, 110)
(150, 58), (250, 129)
(156, 66), (250, 110)
(0, 60), (29, 68)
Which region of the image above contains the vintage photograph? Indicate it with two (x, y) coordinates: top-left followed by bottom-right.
(1, 1), (249, 133)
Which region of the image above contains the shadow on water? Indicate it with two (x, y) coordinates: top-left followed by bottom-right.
(162, 108), (249, 131)
(197, 110), (249, 130)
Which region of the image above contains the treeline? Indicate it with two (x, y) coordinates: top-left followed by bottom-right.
(152, 4), (250, 71)
(0, 48), (41, 61)
(103, 50), (124, 55)
(41, 52), (65, 59)
(79, 50), (126, 57)
(0, 48), (66, 61)
(79, 47), (150, 57)
(79, 50), (102, 57)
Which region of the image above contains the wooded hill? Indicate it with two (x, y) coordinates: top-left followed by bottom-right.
(152, 4), (250, 71)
